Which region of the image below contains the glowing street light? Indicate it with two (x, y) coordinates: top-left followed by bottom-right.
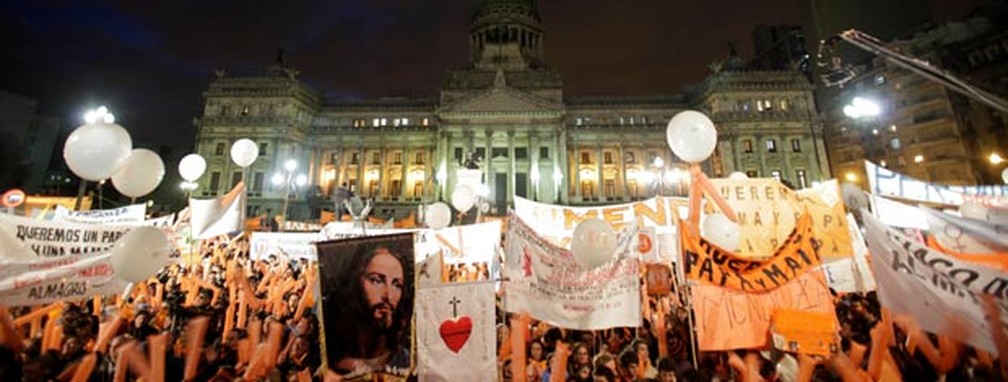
(991, 152), (1005, 165)
(842, 97), (881, 119)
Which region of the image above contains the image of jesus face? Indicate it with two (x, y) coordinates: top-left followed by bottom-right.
(360, 248), (404, 329)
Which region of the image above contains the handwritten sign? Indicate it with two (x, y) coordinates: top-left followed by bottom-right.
(682, 213), (822, 292)
(692, 270), (834, 351)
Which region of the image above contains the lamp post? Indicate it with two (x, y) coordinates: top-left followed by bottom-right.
(272, 159), (306, 231)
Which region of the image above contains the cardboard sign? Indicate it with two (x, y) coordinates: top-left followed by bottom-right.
(771, 309), (839, 356)
(645, 263), (672, 296)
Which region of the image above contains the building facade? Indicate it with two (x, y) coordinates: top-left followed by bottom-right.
(193, 0), (828, 220)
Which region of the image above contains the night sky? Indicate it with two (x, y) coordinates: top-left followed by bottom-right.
(0, 0), (988, 157)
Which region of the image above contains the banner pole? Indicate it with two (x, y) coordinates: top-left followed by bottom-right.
(74, 180), (88, 211)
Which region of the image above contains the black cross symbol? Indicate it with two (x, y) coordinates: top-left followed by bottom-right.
(449, 296), (461, 317)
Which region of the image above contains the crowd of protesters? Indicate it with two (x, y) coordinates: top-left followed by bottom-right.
(1, 233), (1007, 381)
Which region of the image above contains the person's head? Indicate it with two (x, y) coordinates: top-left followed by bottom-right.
(529, 340), (544, 361)
(594, 353), (617, 374)
(572, 342), (591, 366)
(575, 364), (592, 381)
(359, 246), (406, 329)
(618, 349), (639, 379)
(631, 338), (650, 364)
(657, 357), (677, 382)
(593, 365), (617, 382)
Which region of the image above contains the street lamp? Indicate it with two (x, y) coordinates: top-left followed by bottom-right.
(842, 97), (881, 119)
(272, 159), (306, 231)
(991, 152), (1005, 165)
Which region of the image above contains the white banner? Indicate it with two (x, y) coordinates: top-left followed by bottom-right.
(504, 212), (641, 330)
(0, 213), (133, 258)
(53, 203), (147, 225)
(863, 212), (1008, 353)
(249, 232), (325, 260)
(865, 160), (1008, 205)
(864, 214), (1008, 299)
(0, 250), (129, 306)
(868, 194), (928, 229)
(414, 221), (501, 265)
(416, 282), (496, 382)
(919, 205), (1008, 253)
(513, 196), (685, 263)
(846, 214), (876, 292)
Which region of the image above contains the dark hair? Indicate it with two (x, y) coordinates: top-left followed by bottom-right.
(593, 365), (617, 382)
(657, 356), (675, 372)
(318, 238), (414, 368)
(619, 349), (639, 369)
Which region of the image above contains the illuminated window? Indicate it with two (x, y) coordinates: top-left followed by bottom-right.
(766, 139), (777, 153)
(421, 118), (430, 126)
(372, 118), (380, 127)
(770, 170), (782, 181)
(796, 170), (807, 188)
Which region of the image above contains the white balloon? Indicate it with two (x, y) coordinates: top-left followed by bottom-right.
(63, 122), (132, 181)
(451, 186), (476, 212)
(425, 202), (452, 230)
(178, 153), (207, 182)
(230, 139), (259, 168)
(701, 213), (741, 252)
(666, 110), (717, 163)
(571, 218), (618, 269)
(1002, 167), (1008, 184)
(111, 149), (165, 198)
(728, 171), (748, 180)
(110, 227), (170, 283)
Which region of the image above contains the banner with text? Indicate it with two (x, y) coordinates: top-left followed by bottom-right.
(864, 214), (1008, 299)
(504, 212), (641, 330)
(865, 160), (1008, 206)
(0, 213), (134, 258)
(513, 195), (687, 263)
(863, 212), (1008, 353)
(249, 232), (325, 260)
(53, 203), (146, 225)
(0, 249), (129, 306)
(682, 213), (822, 292)
(692, 270), (834, 351)
(706, 179), (851, 260)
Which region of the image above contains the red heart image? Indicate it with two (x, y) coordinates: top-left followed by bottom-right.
(439, 316), (473, 353)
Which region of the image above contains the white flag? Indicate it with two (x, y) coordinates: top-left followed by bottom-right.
(416, 251), (445, 289)
(416, 282), (496, 382)
(189, 182), (245, 239)
(863, 212), (1008, 353)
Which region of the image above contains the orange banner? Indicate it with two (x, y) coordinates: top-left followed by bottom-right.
(771, 309), (839, 356)
(681, 213), (822, 292)
(692, 270), (834, 351)
(706, 179), (851, 260)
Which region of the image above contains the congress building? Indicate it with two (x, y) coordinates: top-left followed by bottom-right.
(193, 0), (829, 221)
